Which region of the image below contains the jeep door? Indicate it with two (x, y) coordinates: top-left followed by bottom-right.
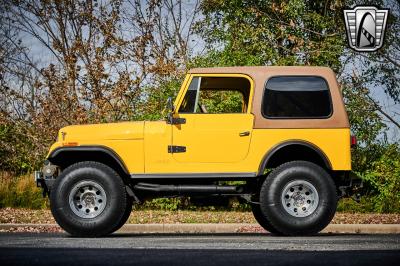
(171, 74), (254, 163)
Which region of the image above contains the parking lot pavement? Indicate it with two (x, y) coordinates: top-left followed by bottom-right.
(0, 233), (399, 266)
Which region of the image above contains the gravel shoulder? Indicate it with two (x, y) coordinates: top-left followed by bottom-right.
(0, 208), (399, 233)
(1, 208), (400, 224)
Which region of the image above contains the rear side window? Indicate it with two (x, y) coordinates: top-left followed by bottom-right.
(262, 76), (332, 118)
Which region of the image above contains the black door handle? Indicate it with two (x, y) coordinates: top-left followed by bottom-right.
(239, 131), (250, 137)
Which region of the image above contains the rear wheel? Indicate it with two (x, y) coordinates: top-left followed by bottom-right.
(259, 161), (337, 236)
(50, 161), (127, 237)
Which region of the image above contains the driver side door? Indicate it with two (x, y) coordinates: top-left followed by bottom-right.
(171, 74), (254, 164)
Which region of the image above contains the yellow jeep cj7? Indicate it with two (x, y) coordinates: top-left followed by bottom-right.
(35, 66), (360, 237)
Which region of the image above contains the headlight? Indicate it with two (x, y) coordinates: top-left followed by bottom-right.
(42, 163), (57, 177)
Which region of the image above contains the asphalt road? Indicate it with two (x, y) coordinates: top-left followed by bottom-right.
(0, 233), (399, 266)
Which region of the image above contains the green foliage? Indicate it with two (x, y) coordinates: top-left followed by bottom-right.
(133, 75), (185, 121)
(341, 83), (399, 213)
(341, 84), (388, 173)
(337, 197), (376, 213)
(136, 198), (185, 211)
(199, 90), (243, 113)
(335, 141), (400, 214)
(342, 86), (386, 146)
(197, 0), (347, 70)
(359, 144), (400, 213)
(0, 173), (47, 209)
(133, 196), (252, 212)
(0, 124), (40, 175)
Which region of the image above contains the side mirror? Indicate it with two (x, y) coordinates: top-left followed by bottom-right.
(164, 97), (185, 125)
(165, 97), (174, 124)
(166, 97), (174, 112)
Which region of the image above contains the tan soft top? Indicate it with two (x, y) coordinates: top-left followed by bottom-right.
(189, 66), (349, 129)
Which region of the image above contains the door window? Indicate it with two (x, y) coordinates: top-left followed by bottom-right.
(178, 77), (250, 114)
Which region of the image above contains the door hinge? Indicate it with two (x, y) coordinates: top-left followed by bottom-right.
(168, 145), (186, 153)
(166, 117), (186, 125)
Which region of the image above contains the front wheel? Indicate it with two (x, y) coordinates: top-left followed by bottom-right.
(50, 161), (128, 237)
(251, 204), (280, 234)
(259, 161), (337, 236)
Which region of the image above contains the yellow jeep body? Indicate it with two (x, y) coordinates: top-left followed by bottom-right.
(39, 66), (358, 237)
(47, 66), (351, 178)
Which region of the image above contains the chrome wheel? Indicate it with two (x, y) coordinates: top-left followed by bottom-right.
(281, 180), (319, 217)
(68, 180), (107, 219)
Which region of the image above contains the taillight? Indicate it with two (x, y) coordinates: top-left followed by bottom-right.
(351, 135), (357, 147)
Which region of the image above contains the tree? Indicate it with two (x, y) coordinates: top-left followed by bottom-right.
(358, 0), (400, 103)
(122, 0), (201, 120)
(0, 0), (201, 173)
(197, 0), (347, 70)
(0, 0), (40, 173)
(336, 0), (400, 139)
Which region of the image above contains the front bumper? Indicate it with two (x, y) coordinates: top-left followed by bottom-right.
(34, 170), (43, 186)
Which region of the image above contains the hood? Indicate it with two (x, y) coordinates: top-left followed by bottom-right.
(59, 121), (145, 142)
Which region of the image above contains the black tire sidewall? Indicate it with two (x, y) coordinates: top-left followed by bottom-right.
(112, 195), (133, 232)
(50, 162), (127, 237)
(260, 161), (337, 235)
(251, 204), (281, 234)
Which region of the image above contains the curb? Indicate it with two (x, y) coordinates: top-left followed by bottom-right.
(0, 223), (399, 234)
(120, 224), (400, 234)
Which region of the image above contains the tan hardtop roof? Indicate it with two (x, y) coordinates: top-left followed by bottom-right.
(188, 66), (349, 129)
(189, 66), (334, 75)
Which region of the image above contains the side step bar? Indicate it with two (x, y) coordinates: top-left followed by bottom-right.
(133, 182), (244, 195)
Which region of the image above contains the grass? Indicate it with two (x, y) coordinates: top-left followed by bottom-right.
(0, 172), (48, 209)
